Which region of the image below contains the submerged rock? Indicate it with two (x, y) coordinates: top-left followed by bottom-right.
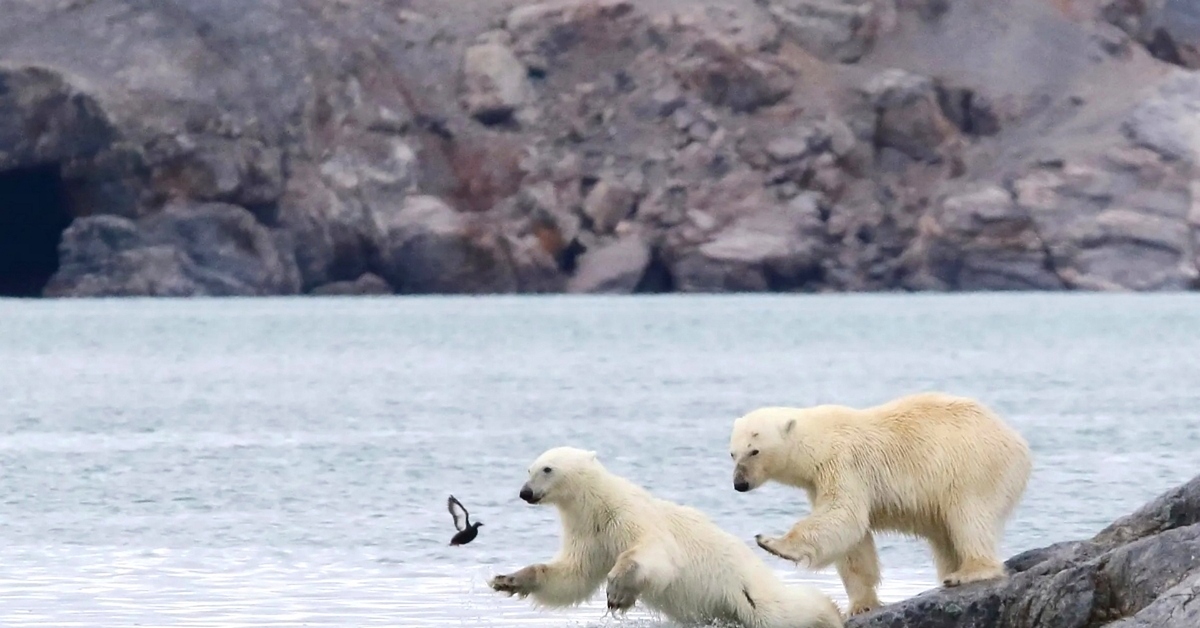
(309, 273), (394, 296)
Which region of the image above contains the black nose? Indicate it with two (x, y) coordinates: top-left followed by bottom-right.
(733, 481), (750, 492)
(519, 487), (534, 502)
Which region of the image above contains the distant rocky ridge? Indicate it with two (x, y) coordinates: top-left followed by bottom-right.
(0, 0), (1198, 297)
(847, 472), (1200, 628)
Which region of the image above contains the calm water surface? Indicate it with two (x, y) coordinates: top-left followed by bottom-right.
(1, 293), (1199, 627)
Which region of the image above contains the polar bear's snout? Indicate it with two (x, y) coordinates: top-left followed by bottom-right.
(519, 483), (541, 504)
(732, 466), (753, 492)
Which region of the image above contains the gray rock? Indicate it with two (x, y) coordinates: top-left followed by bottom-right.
(309, 273), (393, 296)
(375, 195), (517, 294)
(1123, 70), (1200, 163)
(46, 202), (301, 297)
(848, 473), (1200, 628)
(505, 0), (638, 73)
(671, 198), (827, 292)
(860, 69), (960, 162)
(765, 0), (880, 63)
(765, 137), (811, 163)
(460, 38), (530, 125)
(583, 179), (637, 234)
(567, 237), (652, 293)
(676, 38), (793, 113)
(905, 185), (1064, 291)
(1015, 155), (1198, 292)
(1103, 0), (1200, 68)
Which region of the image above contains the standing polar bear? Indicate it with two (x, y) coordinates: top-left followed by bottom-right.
(729, 392), (1031, 615)
(489, 446), (844, 628)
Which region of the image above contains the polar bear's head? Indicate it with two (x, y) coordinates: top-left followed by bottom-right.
(729, 408), (800, 492)
(518, 446), (600, 505)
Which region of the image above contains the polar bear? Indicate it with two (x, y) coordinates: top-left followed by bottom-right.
(489, 446), (844, 628)
(729, 392), (1031, 615)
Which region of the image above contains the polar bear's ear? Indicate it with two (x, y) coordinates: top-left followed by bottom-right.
(587, 450), (598, 461)
(782, 418), (797, 435)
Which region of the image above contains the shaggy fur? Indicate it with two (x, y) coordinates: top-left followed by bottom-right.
(490, 446), (844, 628)
(729, 392), (1032, 615)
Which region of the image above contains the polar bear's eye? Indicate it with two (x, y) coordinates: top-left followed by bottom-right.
(542, 466), (552, 474)
(749, 449), (760, 456)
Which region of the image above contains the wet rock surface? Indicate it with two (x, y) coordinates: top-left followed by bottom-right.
(0, 0), (1197, 296)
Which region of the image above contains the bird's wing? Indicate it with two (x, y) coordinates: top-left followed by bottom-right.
(447, 495), (468, 531)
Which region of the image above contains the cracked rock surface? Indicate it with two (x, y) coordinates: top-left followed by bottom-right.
(1, 0), (1198, 296)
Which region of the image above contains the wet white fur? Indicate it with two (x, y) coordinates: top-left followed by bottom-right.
(730, 392), (1032, 615)
(496, 447), (843, 628)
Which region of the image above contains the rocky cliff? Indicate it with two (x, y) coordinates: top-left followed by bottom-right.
(848, 472), (1200, 628)
(0, 0), (1198, 297)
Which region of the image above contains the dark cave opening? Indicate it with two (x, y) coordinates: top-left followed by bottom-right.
(0, 164), (74, 297)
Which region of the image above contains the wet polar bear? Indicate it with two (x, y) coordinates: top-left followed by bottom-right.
(729, 392), (1031, 615)
(489, 447), (843, 628)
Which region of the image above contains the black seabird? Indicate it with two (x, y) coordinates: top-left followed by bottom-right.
(448, 495), (483, 546)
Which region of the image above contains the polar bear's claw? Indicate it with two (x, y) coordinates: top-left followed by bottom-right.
(489, 569), (537, 598)
(755, 535), (787, 558)
(605, 563), (640, 613)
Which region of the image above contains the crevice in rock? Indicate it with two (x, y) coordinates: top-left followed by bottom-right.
(633, 248), (674, 293)
(1003, 178), (1069, 290)
(471, 107), (518, 129)
(556, 238), (586, 274)
(1145, 28), (1185, 67)
(764, 262), (823, 292)
(0, 163), (75, 297)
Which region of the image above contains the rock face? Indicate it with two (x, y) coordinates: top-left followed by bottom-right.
(848, 473), (1200, 628)
(0, 0), (1198, 297)
(46, 203), (300, 297)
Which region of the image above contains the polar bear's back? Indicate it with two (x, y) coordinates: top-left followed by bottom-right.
(840, 392), (1031, 529)
(644, 497), (841, 627)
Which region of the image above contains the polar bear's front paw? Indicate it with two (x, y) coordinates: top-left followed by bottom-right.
(754, 534), (814, 567)
(606, 585), (638, 615)
(605, 563), (641, 615)
(489, 566), (540, 598)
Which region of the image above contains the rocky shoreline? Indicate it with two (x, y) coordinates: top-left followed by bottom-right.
(1, 0), (1199, 297)
(848, 472), (1200, 628)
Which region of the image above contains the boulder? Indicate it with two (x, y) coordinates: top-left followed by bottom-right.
(848, 473), (1200, 628)
(764, 0), (881, 63)
(567, 236), (652, 293)
(460, 37), (530, 125)
(1122, 70), (1200, 164)
(1103, 0), (1200, 69)
(675, 37), (793, 114)
(582, 178), (638, 234)
(45, 202), (301, 297)
(374, 195), (518, 294)
(859, 69), (960, 162)
(671, 195), (827, 292)
(905, 185), (1063, 291)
